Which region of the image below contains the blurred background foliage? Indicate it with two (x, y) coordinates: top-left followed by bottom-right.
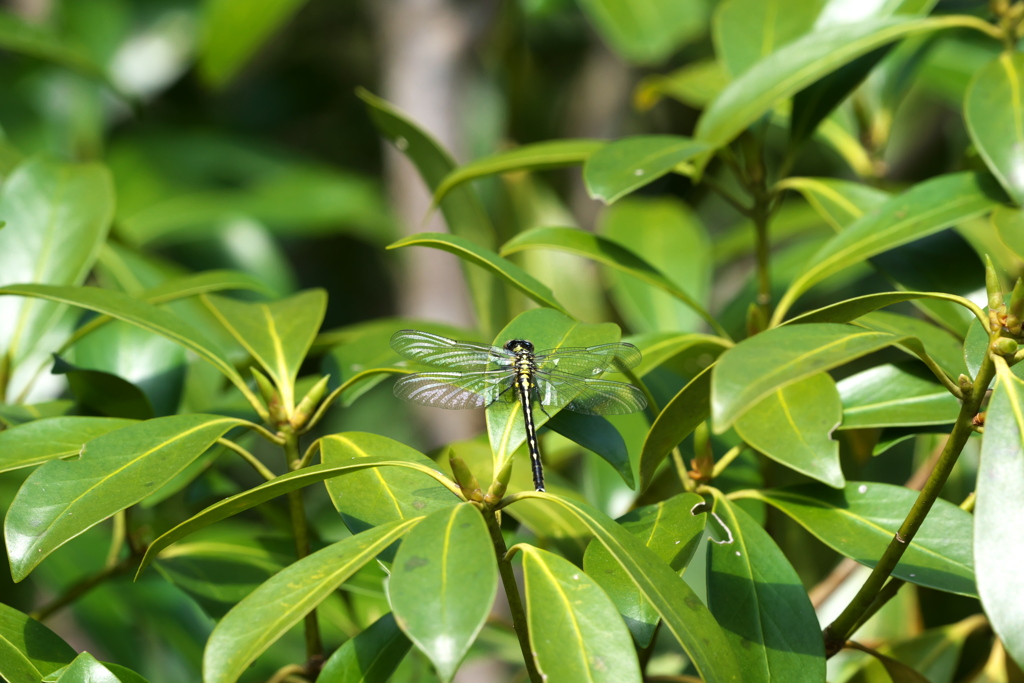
(0, 0), (1018, 681)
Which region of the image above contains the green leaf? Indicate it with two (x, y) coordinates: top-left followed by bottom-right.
(520, 544), (642, 682)
(510, 492), (743, 682)
(775, 172), (1005, 322)
(0, 10), (106, 80)
(501, 226), (727, 338)
(0, 400), (73, 428)
(582, 136), (710, 204)
(198, 0), (309, 88)
(630, 332), (731, 378)
(837, 363), (959, 429)
(695, 16), (986, 156)
(319, 613), (411, 683)
(0, 602), (76, 682)
(600, 197), (712, 334)
(0, 416), (135, 474)
(742, 482), (976, 596)
(357, 88), (503, 336)
(976, 365), (1024, 668)
(544, 411), (633, 488)
(433, 139), (605, 205)
(202, 289), (327, 411)
(484, 309), (625, 472)
(141, 269), (274, 302)
(582, 492), (706, 647)
(992, 205), (1024, 260)
(854, 311), (966, 378)
(137, 456), (456, 577)
(965, 52), (1024, 205)
(964, 317), (1024, 384)
(42, 652), (119, 683)
(634, 59), (730, 110)
(575, 0), (709, 64)
(708, 497), (826, 683)
(784, 291), (981, 330)
(712, 323), (912, 432)
(202, 520), (418, 683)
(849, 645), (931, 683)
(776, 177), (889, 232)
(713, 0), (825, 77)
(51, 355), (154, 420)
(734, 372), (844, 488)
(639, 364), (712, 492)
(390, 505), (497, 682)
(5, 414), (245, 581)
(388, 233), (568, 314)
(0, 284), (260, 409)
(322, 432), (459, 541)
(97, 663), (149, 683)
(0, 158), (114, 382)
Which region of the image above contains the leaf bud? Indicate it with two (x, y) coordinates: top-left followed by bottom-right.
(1007, 278), (1024, 336)
(291, 375), (330, 430)
(484, 456), (515, 506)
(986, 255), (1005, 314)
(449, 453), (483, 502)
(252, 367), (286, 424)
(993, 337), (1019, 357)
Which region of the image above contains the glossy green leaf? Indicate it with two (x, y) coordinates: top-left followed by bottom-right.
(390, 504), (497, 682)
(0, 602), (76, 682)
(713, 0), (825, 77)
(0, 158), (114, 382)
(545, 410), (633, 487)
(389, 232), (568, 314)
(776, 177), (889, 232)
(520, 544), (642, 682)
(153, 527), (293, 619)
(742, 482), (976, 595)
(51, 356), (154, 420)
(582, 136), (710, 204)
(319, 613), (411, 683)
(582, 493), (706, 647)
(510, 492), (743, 682)
(358, 88), (503, 336)
(0, 10), (105, 79)
(0, 416), (135, 473)
(847, 617), (983, 683)
(708, 497), (825, 683)
(785, 291), (982, 331)
(96, 663), (149, 683)
(42, 652), (119, 683)
(964, 317), (1024, 384)
(202, 289), (326, 410)
(5, 414), (245, 581)
(634, 59), (730, 110)
(501, 226), (727, 338)
(485, 308), (625, 472)
(141, 269), (274, 302)
(854, 310), (966, 378)
(774, 172), (1004, 322)
(992, 205), (1024, 260)
(837, 363), (959, 429)
(0, 400), (73, 427)
(203, 520), (417, 683)
(575, 0), (708, 64)
(0, 284), (259, 408)
(976, 365), (1024, 668)
(322, 432), (459, 538)
(137, 454), (457, 577)
(639, 364), (712, 491)
(433, 139), (604, 204)
(600, 197), (712, 334)
(734, 372), (844, 487)
(849, 645), (931, 683)
(198, 0), (309, 88)
(965, 52), (1024, 205)
(712, 323), (910, 432)
(695, 16), (984, 156)
(630, 332), (731, 378)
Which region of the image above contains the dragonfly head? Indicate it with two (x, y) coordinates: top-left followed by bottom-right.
(504, 339), (534, 354)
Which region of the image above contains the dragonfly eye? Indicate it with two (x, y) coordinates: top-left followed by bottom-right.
(504, 339), (533, 353)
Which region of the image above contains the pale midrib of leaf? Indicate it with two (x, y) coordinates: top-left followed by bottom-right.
(440, 508), (457, 636)
(844, 392), (950, 414)
(720, 503), (772, 676)
(213, 521), (416, 682)
(620, 141), (700, 175)
(527, 550), (596, 681)
(22, 417), (241, 552)
(202, 298), (289, 406)
(0, 636), (42, 678)
(758, 491), (972, 573)
(778, 179), (868, 228)
(262, 303), (293, 409)
(1000, 53), (1024, 142)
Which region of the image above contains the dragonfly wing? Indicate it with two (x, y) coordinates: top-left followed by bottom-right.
(390, 329), (508, 370)
(534, 342), (642, 376)
(534, 371), (647, 415)
(393, 371), (511, 410)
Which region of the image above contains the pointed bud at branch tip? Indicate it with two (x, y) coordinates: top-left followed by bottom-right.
(1008, 278), (1024, 336)
(291, 375), (330, 429)
(985, 255), (1004, 314)
(484, 457), (515, 505)
(449, 454), (483, 502)
(251, 367), (286, 423)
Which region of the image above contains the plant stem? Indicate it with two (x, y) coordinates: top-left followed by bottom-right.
(711, 445), (744, 479)
(217, 437), (276, 481)
(282, 428), (323, 670)
(482, 508), (541, 683)
(31, 554), (136, 621)
(822, 349), (995, 656)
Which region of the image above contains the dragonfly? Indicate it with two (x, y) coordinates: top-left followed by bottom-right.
(390, 329), (648, 491)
